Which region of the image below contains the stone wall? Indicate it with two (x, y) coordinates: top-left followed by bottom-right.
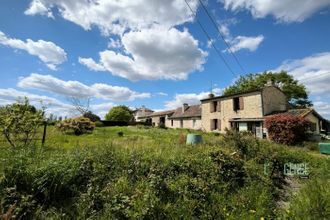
(201, 91), (263, 132)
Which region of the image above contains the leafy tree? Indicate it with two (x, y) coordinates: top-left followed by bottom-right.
(105, 105), (133, 122)
(223, 71), (312, 107)
(0, 98), (44, 148)
(83, 111), (101, 122)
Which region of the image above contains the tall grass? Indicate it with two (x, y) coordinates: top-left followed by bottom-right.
(0, 126), (329, 219)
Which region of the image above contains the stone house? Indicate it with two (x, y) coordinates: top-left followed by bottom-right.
(139, 109), (175, 127)
(132, 106), (154, 122)
(200, 83), (288, 138)
(167, 104), (202, 129)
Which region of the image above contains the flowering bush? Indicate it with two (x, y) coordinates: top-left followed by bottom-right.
(56, 117), (95, 135)
(265, 114), (310, 145)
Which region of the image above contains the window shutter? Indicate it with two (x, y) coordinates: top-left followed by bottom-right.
(217, 101), (221, 112)
(239, 97), (244, 110)
(210, 103), (213, 113)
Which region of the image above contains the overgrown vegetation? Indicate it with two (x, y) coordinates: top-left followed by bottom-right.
(265, 114), (310, 145)
(56, 117), (95, 135)
(0, 126), (328, 219)
(0, 98), (44, 148)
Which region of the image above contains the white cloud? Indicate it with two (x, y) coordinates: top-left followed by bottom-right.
(157, 92), (168, 96)
(220, 0), (330, 23)
(78, 57), (106, 71)
(314, 101), (330, 119)
(0, 88), (75, 116)
(276, 52), (330, 95)
(0, 31), (66, 70)
(108, 38), (122, 49)
(79, 27), (207, 81)
(229, 35), (264, 52)
(18, 73), (151, 101)
(25, 0), (199, 36)
(165, 88), (222, 109)
(218, 22), (264, 53)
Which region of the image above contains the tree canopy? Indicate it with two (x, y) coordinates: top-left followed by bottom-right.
(223, 71), (312, 107)
(105, 105), (133, 122)
(0, 98), (44, 148)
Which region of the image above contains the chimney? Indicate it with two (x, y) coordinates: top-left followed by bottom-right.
(182, 103), (189, 113)
(208, 93), (215, 98)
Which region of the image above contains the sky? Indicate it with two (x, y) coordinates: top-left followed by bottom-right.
(0, 0), (330, 119)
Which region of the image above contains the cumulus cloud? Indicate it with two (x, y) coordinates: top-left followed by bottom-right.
(220, 0), (330, 23)
(18, 73), (151, 101)
(0, 31), (66, 70)
(218, 21), (264, 53)
(25, 0), (198, 36)
(276, 52), (330, 95)
(229, 35), (264, 52)
(79, 27), (207, 81)
(0, 88), (75, 116)
(165, 88), (222, 109)
(314, 101), (330, 119)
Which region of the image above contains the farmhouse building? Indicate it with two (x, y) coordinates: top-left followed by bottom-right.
(200, 83), (288, 138)
(132, 106), (154, 122)
(139, 81), (328, 137)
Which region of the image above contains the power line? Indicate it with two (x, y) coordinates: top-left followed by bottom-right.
(197, 0), (245, 74)
(184, 0), (238, 78)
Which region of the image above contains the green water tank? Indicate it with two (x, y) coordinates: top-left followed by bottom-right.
(186, 134), (203, 145)
(319, 143), (330, 155)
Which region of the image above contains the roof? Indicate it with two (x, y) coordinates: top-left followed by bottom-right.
(169, 105), (201, 119)
(143, 109), (175, 117)
(200, 88), (262, 102)
(132, 107), (154, 113)
(229, 117), (264, 122)
(266, 108), (326, 121)
(200, 85), (286, 102)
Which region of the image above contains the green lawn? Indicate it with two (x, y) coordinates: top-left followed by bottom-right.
(0, 126), (329, 219)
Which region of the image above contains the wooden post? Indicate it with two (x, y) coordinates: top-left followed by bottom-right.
(42, 122), (47, 146)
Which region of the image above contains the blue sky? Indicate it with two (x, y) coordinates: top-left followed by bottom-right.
(0, 0), (330, 118)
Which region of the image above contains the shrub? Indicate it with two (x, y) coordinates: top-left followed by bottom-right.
(117, 131), (124, 137)
(0, 98), (44, 148)
(105, 106), (133, 122)
(265, 114), (310, 145)
(95, 121), (104, 127)
(56, 117), (95, 135)
(83, 111), (101, 122)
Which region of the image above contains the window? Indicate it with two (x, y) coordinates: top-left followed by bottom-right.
(233, 97), (244, 111)
(180, 119), (183, 128)
(310, 123), (317, 132)
(171, 120), (173, 127)
(193, 119), (196, 128)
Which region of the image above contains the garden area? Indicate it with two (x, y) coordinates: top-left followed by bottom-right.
(0, 100), (329, 219)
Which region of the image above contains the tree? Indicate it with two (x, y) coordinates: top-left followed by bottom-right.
(105, 105), (133, 122)
(68, 97), (91, 115)
(223, 71), (312, 107)
(0, 98), (44, 148)
(83, 111), (101, 122)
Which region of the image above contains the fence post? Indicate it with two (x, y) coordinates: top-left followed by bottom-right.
(42, 122), (47, 146)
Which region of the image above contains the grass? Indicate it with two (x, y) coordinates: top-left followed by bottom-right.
(0, 126), (329, 219)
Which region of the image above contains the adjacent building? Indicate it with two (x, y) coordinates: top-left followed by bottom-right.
(167, 104), (202, 130)
(132, 106), (154, 122)
(137, 81), (328, 137)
